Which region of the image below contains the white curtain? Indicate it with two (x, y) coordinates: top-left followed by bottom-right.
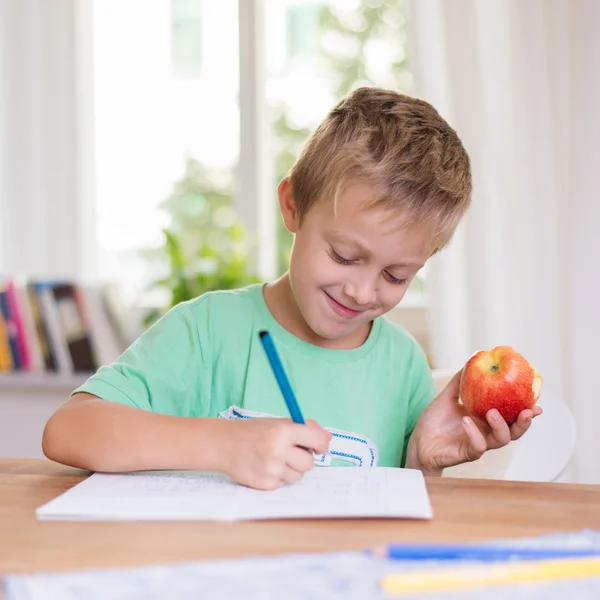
(0, 0), (94, 280)
(408, 0), (600, 484)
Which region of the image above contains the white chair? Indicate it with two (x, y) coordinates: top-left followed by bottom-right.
(431, 369), (576, 482)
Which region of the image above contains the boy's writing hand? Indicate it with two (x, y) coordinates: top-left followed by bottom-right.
(406, 371), (543, 476)
(219, 419), (331, 490)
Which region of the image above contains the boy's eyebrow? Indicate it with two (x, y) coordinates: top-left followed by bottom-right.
(327, 231), (370, 254)
(327, 231), (425, 269)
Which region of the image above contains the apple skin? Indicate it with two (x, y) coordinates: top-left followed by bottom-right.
(459, 346), (543, 425)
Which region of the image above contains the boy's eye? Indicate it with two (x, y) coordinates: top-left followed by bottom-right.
(328, 247), (357, 265)
(384, 271), (408, 286)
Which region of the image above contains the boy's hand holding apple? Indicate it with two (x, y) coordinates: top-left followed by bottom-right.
(406, 346), (543, 476)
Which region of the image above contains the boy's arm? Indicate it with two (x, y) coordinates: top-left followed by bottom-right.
(41, 301), (330, 488)
(41, 302), (213, 471)
(42, 392), (229, 472)
(42, 392), (331, 489)
(400, 344), (437, 470)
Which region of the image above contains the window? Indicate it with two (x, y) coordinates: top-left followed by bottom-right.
(90, 0), (422, 314)
(266, 0), (414, 276)
(171, 0), (204, 77)
(286, 3), (322, 61)
(92, 1), (239, 308)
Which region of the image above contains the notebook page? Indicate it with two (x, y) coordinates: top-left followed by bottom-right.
(240, 467), (432, 520)
(35, 467), (432, 521)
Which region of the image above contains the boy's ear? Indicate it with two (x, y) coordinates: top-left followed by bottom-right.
(278, 177), (299, 234)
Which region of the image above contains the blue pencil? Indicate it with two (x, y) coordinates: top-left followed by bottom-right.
(371, 543), (600, 562)
(258, 330), (305, 424)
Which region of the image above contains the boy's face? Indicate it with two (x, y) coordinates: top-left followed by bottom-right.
(279, 179), (433, 347)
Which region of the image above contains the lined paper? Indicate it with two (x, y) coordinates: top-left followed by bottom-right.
(35, 467), (433, 521)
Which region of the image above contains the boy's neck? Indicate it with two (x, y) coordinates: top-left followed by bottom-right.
(263, 274), (372, 350)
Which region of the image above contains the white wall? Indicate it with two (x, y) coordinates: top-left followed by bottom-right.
(409, 0), (600, 485)
(0, 0), (86, 459)
(568, 0), (600, 484)
(0, 0), (88, 280)
(0, 379), (84, 458)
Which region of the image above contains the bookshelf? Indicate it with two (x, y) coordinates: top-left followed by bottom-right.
(0, 278), (130, 381)
(0, 372), (91, 391)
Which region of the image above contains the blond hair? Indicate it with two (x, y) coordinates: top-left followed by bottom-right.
(289, 87), (472, 250)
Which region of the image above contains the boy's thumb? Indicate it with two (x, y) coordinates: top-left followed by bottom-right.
(440, 369), (463, 402)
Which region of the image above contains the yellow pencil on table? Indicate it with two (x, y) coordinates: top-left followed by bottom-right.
(381, 556), (600, 595)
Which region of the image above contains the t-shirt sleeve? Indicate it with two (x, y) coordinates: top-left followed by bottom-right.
(401, 344), (436, 467)
(71, 301), (210, 416)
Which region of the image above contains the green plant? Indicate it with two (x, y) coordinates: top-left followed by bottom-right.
(142, 157), (260, 326)
(319, 0), (411, 98)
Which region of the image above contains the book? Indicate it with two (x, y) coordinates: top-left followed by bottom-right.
(101, 281), (132, 348)
(79, 285), (124, 367)
(36, 283), (74, 374)
(50, 283), (96, 372)
(36, 467), (433, 522)
(0, 290), (21, 370)
(13, 280), (47, 372)
(5, 280), (32, 371)
(26, 282), (57, 372)
(0, 310), (13, 372)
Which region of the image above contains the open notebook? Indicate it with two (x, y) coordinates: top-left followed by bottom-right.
(35, 467), (433, 521)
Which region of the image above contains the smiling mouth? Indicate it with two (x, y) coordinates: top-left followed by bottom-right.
(324, 292), (365, 318)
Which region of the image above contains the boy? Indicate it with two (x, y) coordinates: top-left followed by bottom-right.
(42, 87), (541, 489)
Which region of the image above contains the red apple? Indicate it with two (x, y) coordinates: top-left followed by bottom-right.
(459, 346), (542, 424)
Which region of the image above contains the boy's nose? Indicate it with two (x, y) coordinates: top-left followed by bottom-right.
(343, 279), (377, 307)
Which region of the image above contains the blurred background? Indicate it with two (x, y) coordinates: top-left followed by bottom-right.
(0, 0), (599, 485)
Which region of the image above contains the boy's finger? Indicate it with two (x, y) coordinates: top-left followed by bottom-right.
(305, 419), (333, 440)
(286, 447), (315, 473)
(461, 417), (487, 460)
(281, 466), (304, 484)
(486, 409), (511, 447)
(510, 409), (534, 440)
(439, 369), (463, 402)
(294, 424), (331, 454)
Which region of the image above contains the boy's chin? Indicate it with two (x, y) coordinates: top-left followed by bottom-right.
(308, 318), (364, 342)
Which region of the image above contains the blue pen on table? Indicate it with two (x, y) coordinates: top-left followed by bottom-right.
(370, 542), (600, 562)
(258, 330), (305, 424)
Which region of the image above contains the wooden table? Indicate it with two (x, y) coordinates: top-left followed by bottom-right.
(2, 458), (600, 577)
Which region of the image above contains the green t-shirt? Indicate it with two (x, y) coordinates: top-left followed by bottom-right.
(73, 284), (435, 468)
